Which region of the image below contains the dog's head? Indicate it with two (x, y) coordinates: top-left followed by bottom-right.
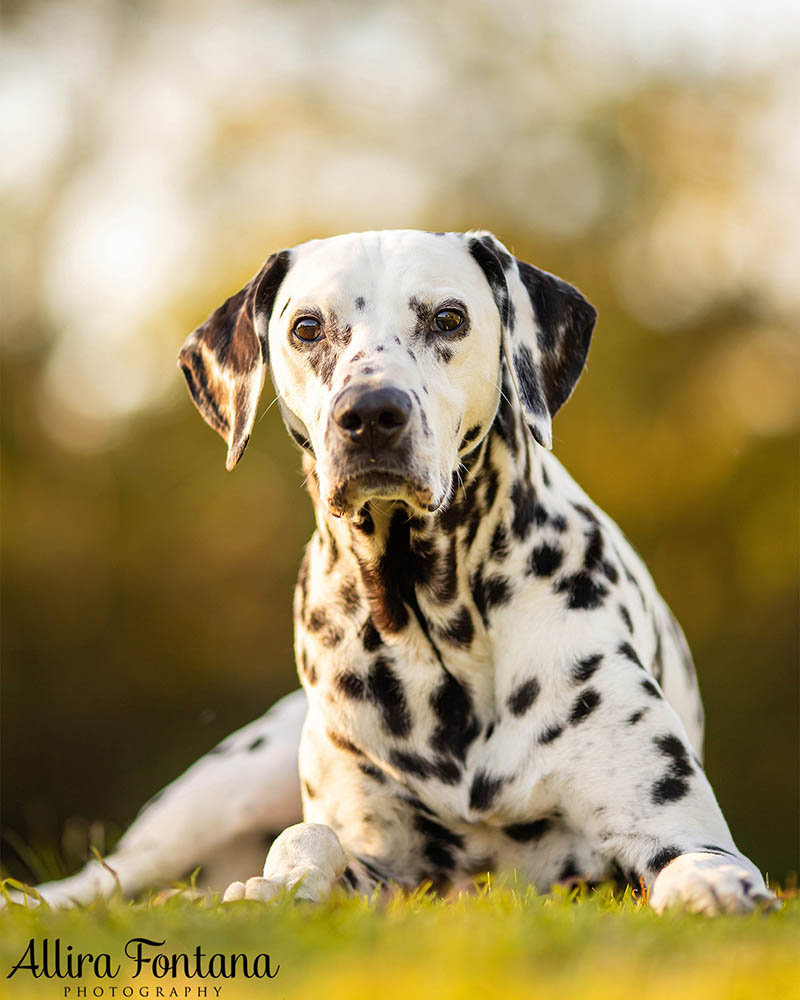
(179, 231), (596, 517)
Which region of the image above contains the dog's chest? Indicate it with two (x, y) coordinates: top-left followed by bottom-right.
(297, 591), (555, 827)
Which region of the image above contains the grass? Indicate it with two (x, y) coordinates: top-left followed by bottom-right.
(1, 878), (798, 1000)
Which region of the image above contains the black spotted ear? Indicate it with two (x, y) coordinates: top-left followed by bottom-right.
(178, 251), (290, 469)
(467, 232), (597, 450)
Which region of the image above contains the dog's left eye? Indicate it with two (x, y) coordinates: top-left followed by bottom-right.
(292, 317), (322, 342)
(433, 309), (464, 333)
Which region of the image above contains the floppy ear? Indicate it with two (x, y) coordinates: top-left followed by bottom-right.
(467, 232), (597, 450)
(178, 251), (290, 469)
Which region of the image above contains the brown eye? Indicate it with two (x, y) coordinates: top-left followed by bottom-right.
(433, 308), (464, 333)
(293, 316), (322, 342)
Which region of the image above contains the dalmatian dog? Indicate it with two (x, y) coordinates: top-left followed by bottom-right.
(21, 230), (775, 915)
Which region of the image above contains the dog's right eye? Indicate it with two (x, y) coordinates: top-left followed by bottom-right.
(292, 317), (322, 342)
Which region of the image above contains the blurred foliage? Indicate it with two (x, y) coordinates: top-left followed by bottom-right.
(1, 0), (798, 882)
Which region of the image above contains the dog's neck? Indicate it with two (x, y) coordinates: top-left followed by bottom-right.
(302, 375), (545, 640)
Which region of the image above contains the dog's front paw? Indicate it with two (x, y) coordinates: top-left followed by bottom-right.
(650, 852), (778, 915)
(222, 823), (348, 904)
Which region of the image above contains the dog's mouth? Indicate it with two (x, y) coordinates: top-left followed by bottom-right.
(327, 468), (434, 517)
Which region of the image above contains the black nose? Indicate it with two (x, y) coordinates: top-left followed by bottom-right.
(332, 385), (412, 450)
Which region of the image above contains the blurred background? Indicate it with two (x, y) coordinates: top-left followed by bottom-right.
(1, 0), (798, 885)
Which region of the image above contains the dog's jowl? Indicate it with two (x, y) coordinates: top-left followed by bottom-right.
(28, 231), (775, 914)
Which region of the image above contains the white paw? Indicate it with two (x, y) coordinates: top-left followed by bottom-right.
(222, 823), (347, 904)
(650, 852), (778, 915)
(222, 876), (281, 903)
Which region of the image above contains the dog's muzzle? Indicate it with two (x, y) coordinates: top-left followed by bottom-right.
(332, 385), (412, 453)
(326, 383), (433, 514)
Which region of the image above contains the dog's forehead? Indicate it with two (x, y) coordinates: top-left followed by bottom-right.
(278, 230), (486, 308)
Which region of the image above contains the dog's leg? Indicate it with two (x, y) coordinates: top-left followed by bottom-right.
(530, 650), (777, 914)
(17, 689), (306, 908)
(222, 822), (349, 903)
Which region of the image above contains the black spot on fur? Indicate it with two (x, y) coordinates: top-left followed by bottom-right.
(653, 631), (664, 684)
(538, 724), (564, 744)
(641, 678), (661, 698)
(571, 653), (603, 684)
(490, 523), (510, 561)
(426, 537), (458, 605)
(569, 687), (601, 724)
(555, 572), (609, 610)
(424, 841), (456, 872)
(299, 648), (317, 685)
(651, 734), (694, 805)
(368, 657), (412, 737)
(306, 608), (327, 632)
(389, 750), (461, 785)
(529, 543), (564, 577)
(438, 345), (454, 364)
(649, 846), (683, 873)
(460, 424), (482, 450)
(470, 566), (511, 626)
(361, 617), (383, 651)
(513, 343), (548, 418)
(306, 337), (337, 387)
(618, 641), (644, 669)
(503, 819), (552, 843)
(341, 866), (359, 890)
(559, 857), (581, 881)
(468, 237), (510, 326)
(340, 579), (361, 613)
(484, 467), (500, 511)
(507, 678), (540, 716)
(627, 709), (646, 725)
(336, 672), (366, 700)
(492, 369), (519, 456)
(327, 729), (362, 755)
(247, 736), (266, 751)
(355, 297), (365, 310)
(469, 771), (506, 811)
(437, 606), (475, 649)
(430, 673), (480, 762)
(510, 479), (538, 541)
(415, 815), (464, 850)
(358, 761), (386, 783)
(573, 502), (598, 524)
(618, 604), (633, 634)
